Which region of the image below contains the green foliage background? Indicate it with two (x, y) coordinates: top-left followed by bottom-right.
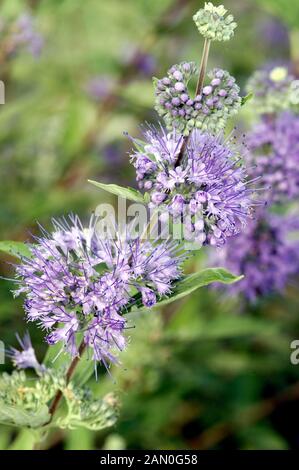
(1, 0), (299, 450)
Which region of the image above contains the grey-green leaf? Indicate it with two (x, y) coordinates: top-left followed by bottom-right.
(0, 404), (50, 429)
(157, 267), (243, 307)
(0, 241), (32, 259)
(130, 268), (243, 313)
(88, 180), (145, 203)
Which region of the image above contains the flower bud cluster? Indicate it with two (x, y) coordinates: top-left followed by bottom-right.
(193, 3), (237, 42)
(155, 63), (241, 135)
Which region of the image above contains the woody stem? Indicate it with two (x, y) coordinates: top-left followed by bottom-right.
(47, 340), (87, 422)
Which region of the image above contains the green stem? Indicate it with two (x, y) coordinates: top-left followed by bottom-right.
(195, 38), (211, 96)
(174, 38), (211, 168)
(290, 29), (299, 76)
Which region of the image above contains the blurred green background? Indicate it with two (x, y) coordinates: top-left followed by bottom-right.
(1, 0), (299, 450)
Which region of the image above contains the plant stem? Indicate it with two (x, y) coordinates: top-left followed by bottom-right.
(174, 38), (211, 168)
(48, 340), (87, 421)
(195, 38), (211, 96)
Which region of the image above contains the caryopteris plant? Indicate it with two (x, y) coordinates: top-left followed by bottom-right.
(0, 3), (258, 448)
(213, 65), (299, 302)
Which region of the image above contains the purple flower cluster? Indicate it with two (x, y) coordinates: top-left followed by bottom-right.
(7, 332), (44, 373)
(247, 112), (299, 203)
(12, 13), (43, 58)
(131, 127), (256, 246)
(14, 216), (184, 367)
(214, 209), (299, 302)
(154, 62), (241, 134)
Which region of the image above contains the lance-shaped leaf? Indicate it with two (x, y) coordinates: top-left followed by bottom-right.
(0, 241), (32, 259)
(88, 180), (145, 203)
(129, 268), (243, 312)
(158, 267), (243, 306)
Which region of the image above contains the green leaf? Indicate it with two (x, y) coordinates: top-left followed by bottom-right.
(157, 268), (243, 307)
(88, 180), (145, 203)
(241, 92), (253, 106)
(0, 241), (32, 259)
(0, 404), (50, 429)
(131, 268), (243, 312)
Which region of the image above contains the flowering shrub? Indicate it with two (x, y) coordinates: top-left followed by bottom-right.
(0, 3), (257, 446)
